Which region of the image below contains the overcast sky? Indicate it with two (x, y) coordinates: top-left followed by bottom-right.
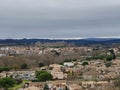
(0, 0), (120, 39)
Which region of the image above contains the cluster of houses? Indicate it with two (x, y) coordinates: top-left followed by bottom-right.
(1, 58), (120, 90)
(0, 71), (35, 80)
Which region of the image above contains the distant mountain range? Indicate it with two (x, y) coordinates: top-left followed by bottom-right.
(0, 38), (120, 46)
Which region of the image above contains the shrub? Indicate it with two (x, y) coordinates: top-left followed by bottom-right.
(36, 71), (53, 82)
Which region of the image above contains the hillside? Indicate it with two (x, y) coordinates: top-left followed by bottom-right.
(0, 38), (120, 46)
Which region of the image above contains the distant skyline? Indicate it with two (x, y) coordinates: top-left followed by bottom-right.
(0, 0), (120, 39)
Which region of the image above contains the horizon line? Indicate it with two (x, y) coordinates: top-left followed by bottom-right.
(1, 36), (120, 40)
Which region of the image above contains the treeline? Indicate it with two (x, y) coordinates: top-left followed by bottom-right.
(0, 53), (77, 70)
(0, 47), (117, 70)
(85, 49), (116, 61)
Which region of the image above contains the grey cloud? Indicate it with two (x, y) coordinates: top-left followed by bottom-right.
(0, 0), (120, 38)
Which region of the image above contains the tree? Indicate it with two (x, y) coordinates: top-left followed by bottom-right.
(36, 71), (47, 77)
(109, 49), (116, 60)
(0, 77), (16, 88)
(0, 67), (10, 73)
(36, 71), (53, 82)
(82, 61), (89, 66)
(44, 83), (49, 90)
(113, 76), (120, 89)
(106, 49), (116, 61)
(65, 86), (69, 90)
(21, 63), (28, 69)
(106, 55), (113, 61)
(105, 62), (112, 67)
(38, 63), (45, 67)
(15, 79), (22, 84)
(12, 64), (19, 70)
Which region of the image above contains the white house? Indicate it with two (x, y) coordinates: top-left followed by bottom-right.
(64, 62), (74, 67)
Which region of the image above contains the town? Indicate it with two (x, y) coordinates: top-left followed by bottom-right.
(0, 42), (120, 90)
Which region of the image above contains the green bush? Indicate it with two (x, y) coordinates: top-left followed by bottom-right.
(0, 77), (16, 88)
(82, 61), (89, 66)
(0, 67), (11, 72)
(20, 63), (28, 69)
(105, 62), (112, 67)
(106, 55), (113, 61)
(39, 63), (45, 67)
(36, 71), (53, 82)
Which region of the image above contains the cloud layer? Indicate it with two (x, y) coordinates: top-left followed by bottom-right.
(0, 0), (120, 39)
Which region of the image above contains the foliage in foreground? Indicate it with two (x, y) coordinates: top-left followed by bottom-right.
(0, 77), (16, 88)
